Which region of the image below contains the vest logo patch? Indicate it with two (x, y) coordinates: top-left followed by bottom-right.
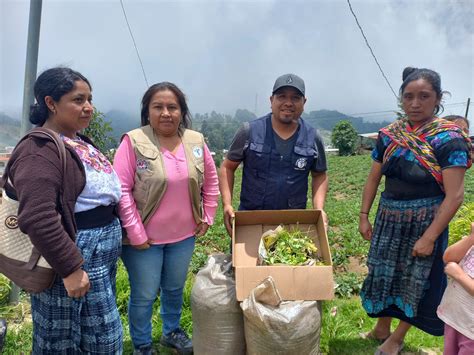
(136, 159), (149, 171)
(295, 157), (307, 170)
(192, 146), (203, 159)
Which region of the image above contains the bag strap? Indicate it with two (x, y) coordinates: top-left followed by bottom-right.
(0, 127), (67, 194)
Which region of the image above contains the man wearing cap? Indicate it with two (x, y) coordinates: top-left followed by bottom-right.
(220, 73), (328, 234)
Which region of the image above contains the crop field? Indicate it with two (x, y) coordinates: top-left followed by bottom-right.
(1, 154), (473, 354)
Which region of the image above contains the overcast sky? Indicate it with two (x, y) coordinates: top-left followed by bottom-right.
(1, 0), (473, 122)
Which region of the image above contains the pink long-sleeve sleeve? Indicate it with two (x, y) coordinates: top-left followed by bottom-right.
(201, 144), (219, 225)
(113, 135), (149, 245)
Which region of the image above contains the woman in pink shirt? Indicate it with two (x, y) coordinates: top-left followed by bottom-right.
(113, 82), (219, 355)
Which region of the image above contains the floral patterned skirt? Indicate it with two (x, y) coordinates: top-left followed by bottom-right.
(360, 196), (448, 336)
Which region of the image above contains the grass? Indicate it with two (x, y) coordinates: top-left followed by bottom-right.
(2, 154), (473, 353)
(320, 298), (443, 354)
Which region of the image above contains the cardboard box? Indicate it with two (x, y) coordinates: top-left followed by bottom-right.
(232, 209), (334, 301)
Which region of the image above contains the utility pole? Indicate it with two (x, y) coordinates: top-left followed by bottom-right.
(9, 0), (43, 305)
(465, 98), (471, 119)
(20, 0), (43, 137)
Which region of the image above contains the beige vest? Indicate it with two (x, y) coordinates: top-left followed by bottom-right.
(126, 125), (205, 225)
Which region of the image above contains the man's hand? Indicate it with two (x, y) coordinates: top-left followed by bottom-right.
(195, 222), (209, 237)
(223, 204), (235, 236)
(63, 268), (90, 298)
(412, 237), (435, 257)
(359, 215), (373, 241)
(219, 159), (239, 236)
(321, 210), (329, 232)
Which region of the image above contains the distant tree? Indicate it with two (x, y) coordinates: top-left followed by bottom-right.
(212, 151), (224, 168)
(234, 109), (256, 122)
(200, 120), (210, 136)
(193, 109), (256, 152)
(210, 111), (222, 121)
(395, 102), (406, 120)
(208, 132), (225, 150)
(84, 109), (116, 156)
(331, 120), (358, 156)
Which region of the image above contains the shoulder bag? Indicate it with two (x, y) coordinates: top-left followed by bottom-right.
(0, 128), (66, 293)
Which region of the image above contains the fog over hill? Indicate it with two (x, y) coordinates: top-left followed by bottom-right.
(0, 112), (20, 147)
(0, 107), (391, 149)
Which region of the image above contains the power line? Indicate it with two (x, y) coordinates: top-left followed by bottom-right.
(349, 109), (399, 116)
(346, 0), (398, 100)
(435, 101), (473, 107)
(119, 0), (149, 87)
(445, 101), (473, 106)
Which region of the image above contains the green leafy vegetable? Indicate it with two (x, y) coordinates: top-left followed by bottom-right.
(261, 226), (324, 266)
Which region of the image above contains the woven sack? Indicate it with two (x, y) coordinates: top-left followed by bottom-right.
(241, 276), (322, 355)
(191, 254), (246, 355)
(0, 128), (66, 293)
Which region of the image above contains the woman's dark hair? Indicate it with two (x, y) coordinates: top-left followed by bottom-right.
(140, 82), (192, 130)
(30, 67), (91, 126)
(399, 67), (446, 115)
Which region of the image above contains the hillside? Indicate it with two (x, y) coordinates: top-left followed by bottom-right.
(104, 110), (140, 142)
(0, 113), (20, 147)
(102, 108), (390, 142)
(0, 108), (390, 152)
(303, 109), (392, 133)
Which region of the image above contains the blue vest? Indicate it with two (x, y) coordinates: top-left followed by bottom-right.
(239, 113), (318, 210)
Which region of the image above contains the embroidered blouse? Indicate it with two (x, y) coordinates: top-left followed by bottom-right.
(372, 129), (470, 200)
(62, 136), (121, 212)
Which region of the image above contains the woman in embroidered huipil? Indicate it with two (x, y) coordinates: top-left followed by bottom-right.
(113, 82), (219, 354)
(7, 67), (123, 353)
(358, 67), (472, 355)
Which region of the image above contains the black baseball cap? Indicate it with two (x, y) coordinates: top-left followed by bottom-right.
(272, 73), (305, 96)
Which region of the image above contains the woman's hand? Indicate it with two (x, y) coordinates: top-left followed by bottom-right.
(359, 215), (373, 241)
(195, 222), (209, 237)
(132, 241), (150, 250)
(223, 204), (235, 236)
(412, 237), (435, 257)
(444, 262), (463, 280)
(63, 268), (90, 298)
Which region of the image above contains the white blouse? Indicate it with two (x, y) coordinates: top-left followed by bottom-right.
(437, 246), (474, 340)
(62, 136), (121, 212)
